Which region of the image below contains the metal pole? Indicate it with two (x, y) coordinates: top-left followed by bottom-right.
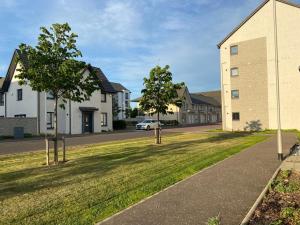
(273, 0), (283, 161)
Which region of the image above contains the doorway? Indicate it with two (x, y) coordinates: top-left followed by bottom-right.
(82, 111), (94, 133)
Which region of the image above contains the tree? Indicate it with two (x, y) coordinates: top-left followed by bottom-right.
(130, 107), (138, 118)
(139, 65), (184, 144)
(16, 23), (100, 165)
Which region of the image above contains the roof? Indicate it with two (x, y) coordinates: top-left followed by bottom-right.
(217, 0), (300, 48)
(193, 90), (221, 105)
(133, 88), (221, 107)
(110, 82), (129, 92)
(0, 77), (4, 92)
(91, 67), (116, 93)
(190, 94), (220, 107)
(1, 50), (116, 94)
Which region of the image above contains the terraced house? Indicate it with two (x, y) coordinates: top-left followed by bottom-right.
(0, 50), (116, 135)
(133, 87), (221, 125)
(219, 0), (300, 131)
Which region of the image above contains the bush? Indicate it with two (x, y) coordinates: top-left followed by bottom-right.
(113, 120), (127, 130)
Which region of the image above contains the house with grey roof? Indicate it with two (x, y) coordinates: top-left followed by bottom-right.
(110, 82), (131, 120)
(0, 49), (116, 135)
(132, 87), (221, 125)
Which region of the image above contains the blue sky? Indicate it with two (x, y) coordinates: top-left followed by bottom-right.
(1, 0), (299, 99)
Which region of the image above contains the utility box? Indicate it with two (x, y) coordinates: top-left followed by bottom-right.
(14, 127), (24, 139)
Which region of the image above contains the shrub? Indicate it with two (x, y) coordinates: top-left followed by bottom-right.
(206, 215), (220, 225)
(113, 120), (127, 130)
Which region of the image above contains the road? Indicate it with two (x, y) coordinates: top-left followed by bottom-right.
(0, 124), (220, 155)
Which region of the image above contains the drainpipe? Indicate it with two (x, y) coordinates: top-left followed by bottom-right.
(273, 0), (283, 161)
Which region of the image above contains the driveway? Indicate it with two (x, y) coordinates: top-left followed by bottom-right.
(99, 133), (297, 225)
(0, 124), (220, 155)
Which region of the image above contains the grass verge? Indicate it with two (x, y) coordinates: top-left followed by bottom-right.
(0, 132), (268, 225)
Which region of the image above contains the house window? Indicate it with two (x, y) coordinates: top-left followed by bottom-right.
(232, 112), (240, 121)
(125, 93), (129, 99)
(231, 90), (239, 99)
(0, 93), (4, 106)
(17, 89), (23, 101)
(47, 91), (55, 100)
(230, 67), (239, 76)
(47, 112), (54, 129)
(14, 114), (26, 118)
(230, 45), (238, 55)
(101, 93), (106, 102)
(101, 113), (108, 126)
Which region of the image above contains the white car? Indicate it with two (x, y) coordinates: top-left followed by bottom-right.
(136, 119), (163, 130)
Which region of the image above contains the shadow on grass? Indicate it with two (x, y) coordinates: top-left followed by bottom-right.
(0, 132), (253, 200)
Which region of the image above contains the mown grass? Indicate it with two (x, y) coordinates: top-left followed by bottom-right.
(0, 132), (268, 225)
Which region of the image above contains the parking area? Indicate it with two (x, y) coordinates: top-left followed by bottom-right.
(0, 124), (221, 155)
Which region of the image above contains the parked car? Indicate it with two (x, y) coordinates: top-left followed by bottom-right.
(136, 119), (163, 130)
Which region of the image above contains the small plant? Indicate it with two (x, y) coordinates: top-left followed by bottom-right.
(280, 207), (295, 219)
(206, 215), (221, 225)
(270, 220), (283, 225)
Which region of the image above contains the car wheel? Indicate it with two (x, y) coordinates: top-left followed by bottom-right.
(146, 126), (150, 131)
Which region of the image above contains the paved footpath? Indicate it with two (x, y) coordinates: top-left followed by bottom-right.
(99, 133), (297, 225)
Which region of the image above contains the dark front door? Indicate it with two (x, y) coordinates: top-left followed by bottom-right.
(82, 111), (93, 133)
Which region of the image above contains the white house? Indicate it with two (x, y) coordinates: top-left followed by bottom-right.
(110, 82), (131, 120)
(0, 50), (116, 135)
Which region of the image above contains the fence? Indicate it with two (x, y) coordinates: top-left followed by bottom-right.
(0, 117), (37, 137)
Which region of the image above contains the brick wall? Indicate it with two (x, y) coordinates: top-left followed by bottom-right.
(0, 118), (37, 136)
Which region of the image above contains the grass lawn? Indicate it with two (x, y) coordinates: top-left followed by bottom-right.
(0, 132), (269, 225)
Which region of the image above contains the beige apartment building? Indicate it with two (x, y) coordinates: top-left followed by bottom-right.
(219, 0), (300, 131)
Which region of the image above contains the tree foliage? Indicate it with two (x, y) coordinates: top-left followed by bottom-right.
(139, 65), (184, 118)
(16, 23), (100, 108)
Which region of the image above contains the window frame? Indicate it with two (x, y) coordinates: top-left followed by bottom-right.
(47, 112), (54, 130)
(230, 67), (239, 77)
(17, 89), (23, 101)
(101, 112), (108, 127)
(230, 45), (238, 55)
(101, 93), (107, 103)
(47, 91), (55, 100)
(231, 90), (239, 99)
(0, 93), (4, 106)
(232, 112), (240, 121)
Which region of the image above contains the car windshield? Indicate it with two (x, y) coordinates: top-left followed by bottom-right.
(142, 120), (154, 123)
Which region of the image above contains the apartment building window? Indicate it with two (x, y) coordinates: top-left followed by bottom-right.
(125, 93), (129, 99)
(47, 112), (54, 129)
(232, 112), (240, 121)
(47, 91), (55, 100)
(101, 93), (106, 102)
(0, 93), (4, 106)
(231, 90), (239, 99)
(101, 113), (108, 126)
(125, 101), (129, 108)
(14, 114), (26, 118)
(17, 89), (23, 101)
(230, 45), (238, 55)
(230, 67), (239, 76)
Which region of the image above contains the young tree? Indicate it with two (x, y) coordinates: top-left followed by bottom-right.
(16, 23), (100, 165)
(139, 65), (184, 144)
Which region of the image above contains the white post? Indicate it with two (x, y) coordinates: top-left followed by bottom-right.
(273, 0), (283, 161)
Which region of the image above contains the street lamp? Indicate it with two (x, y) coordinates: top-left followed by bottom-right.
(273, 0), (283, 161)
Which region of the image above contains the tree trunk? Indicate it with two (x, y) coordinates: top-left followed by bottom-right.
(156, 112), (161, 144)
(54, 97), (58, 165)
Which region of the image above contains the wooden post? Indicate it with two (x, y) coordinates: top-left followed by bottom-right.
(45, 138), (49, 165)
(62, 136), (66, 162)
